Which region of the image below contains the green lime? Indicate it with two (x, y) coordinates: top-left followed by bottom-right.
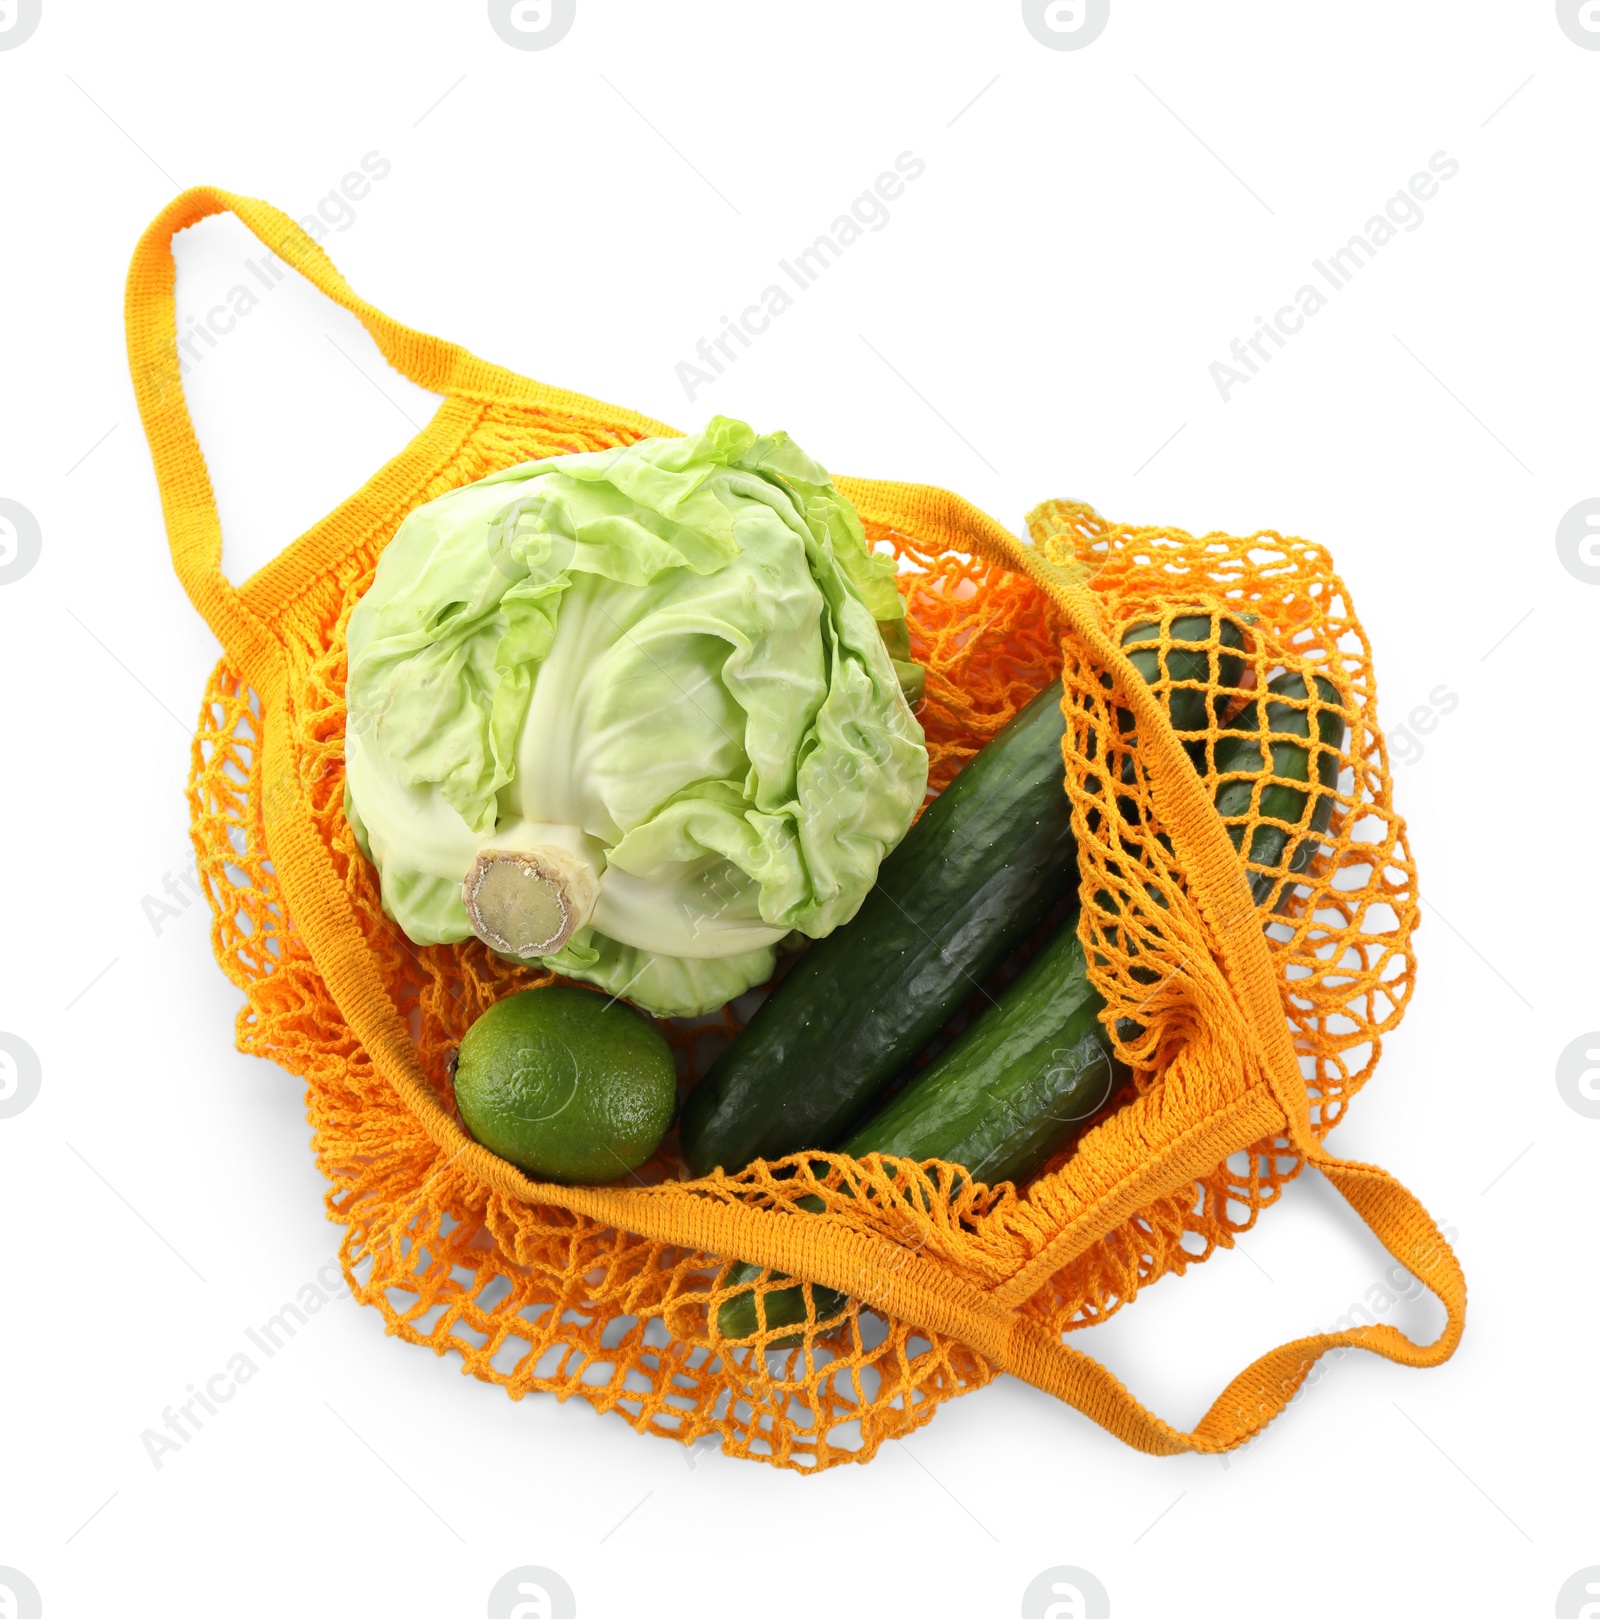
(453, 986), (677, 1184)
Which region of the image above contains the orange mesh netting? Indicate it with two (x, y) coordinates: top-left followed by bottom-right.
(133, 188), (1465, 1475)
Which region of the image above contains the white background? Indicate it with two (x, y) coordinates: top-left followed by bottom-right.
(1, 3), (1596, 1615)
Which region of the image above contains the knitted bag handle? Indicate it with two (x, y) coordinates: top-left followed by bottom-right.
(123, 186), (671, 670)
(125, 192), (1465, 1456)
(126, 189), (442, 668)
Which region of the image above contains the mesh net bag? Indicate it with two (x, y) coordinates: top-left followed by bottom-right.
(129, 189), (1465, 1473)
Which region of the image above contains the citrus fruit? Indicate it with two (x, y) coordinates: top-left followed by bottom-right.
(452, 986), (676, 1184)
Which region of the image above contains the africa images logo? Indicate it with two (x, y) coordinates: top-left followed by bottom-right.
(0, 1567), (43, 1619)
(0, 499), (42, 585)
(1022, 0), (1109, 50)
(1556, 0), (1600, 48)
(0, 0), (43, 50)
(0, 1034), (42, 1119)
(489, 0), (575, 50)
(1556, 1567), (1600, 1618)
(674, 153), (927, 403)
(1021, 1566), (1110, 1619)
(1556, 1033), (1600, 1119)
(1209, 153), (1460, 402)
(488, 1566), (576, 1619)
(1555, 499), (1600, 585)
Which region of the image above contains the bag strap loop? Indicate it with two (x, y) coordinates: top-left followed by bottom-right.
(124, 187), (477, 663)
(1000, 1148), (1465, 1453)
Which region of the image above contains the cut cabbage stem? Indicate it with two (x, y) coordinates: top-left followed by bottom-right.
(462, 821), (602, 959)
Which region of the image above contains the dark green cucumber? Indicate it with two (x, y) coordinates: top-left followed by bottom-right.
(850, 666), (1349, 1195)
(1119, 613), (1248, 743)
(841, 921), (1116, 1185)
(1093, 613), (1248, 830)
(713, 1208), (845, 1348)
(1213, 671), (1345, 908)
(712, 928), (1114, 1347)
(681, 678), (1080, 1179)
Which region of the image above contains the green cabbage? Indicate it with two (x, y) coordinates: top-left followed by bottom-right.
(344, 416), (928, 1017)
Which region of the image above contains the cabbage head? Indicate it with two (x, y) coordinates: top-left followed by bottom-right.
(343, 416), (928, 1017)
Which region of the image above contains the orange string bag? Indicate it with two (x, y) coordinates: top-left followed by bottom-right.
(126, 189), (1465, 1473)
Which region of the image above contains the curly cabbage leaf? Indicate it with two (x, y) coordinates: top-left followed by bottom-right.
(344, 416), (927, 1016)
